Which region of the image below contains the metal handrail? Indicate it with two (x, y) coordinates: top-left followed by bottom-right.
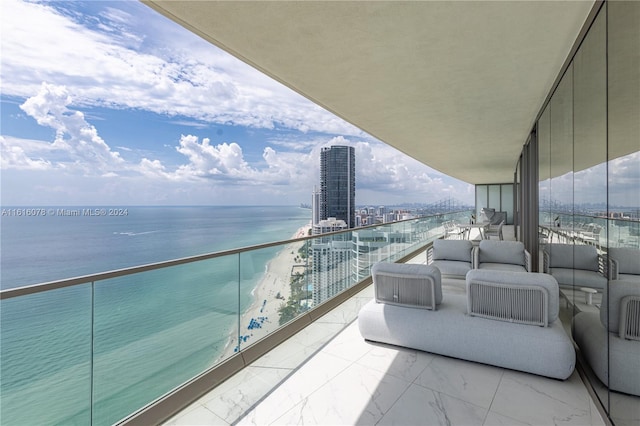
(0, 210), (471, 300)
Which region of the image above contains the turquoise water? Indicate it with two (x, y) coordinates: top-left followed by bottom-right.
(0, 206), (310, 425)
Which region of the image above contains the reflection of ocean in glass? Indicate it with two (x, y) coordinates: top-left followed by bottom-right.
(0, 206), (310, 425)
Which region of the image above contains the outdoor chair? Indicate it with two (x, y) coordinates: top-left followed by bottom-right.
(473, 240), (531, 272)
(427, 239), (474, 278)
(574, 280), (640, 396)
(579, 223), (602, 249)
(443, 220), (464, 240)
(608, 247), (640, 283)
(543, 243), (607, 290)
(484, 220), (505, 240)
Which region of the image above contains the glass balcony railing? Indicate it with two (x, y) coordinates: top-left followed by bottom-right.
(0, 210), (472, 425)
(540, 211), (639, 249)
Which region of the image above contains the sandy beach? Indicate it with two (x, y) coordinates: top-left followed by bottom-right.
(218, 223), (311, 361)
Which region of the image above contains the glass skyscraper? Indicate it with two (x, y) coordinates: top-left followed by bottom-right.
(320, 145), (355, 228)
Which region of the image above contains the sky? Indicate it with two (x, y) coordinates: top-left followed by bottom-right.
(1, 0), (477, 207)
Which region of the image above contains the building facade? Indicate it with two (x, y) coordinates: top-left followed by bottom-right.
(320, 146), (355, 229)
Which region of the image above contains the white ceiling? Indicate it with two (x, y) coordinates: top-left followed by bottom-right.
(143, 0), (595, 184)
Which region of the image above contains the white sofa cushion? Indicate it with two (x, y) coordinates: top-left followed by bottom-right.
(478, 240), (526, 267)
(546, 244), (599, 272)
(549, 268), (607, 289)
(432, 239), (473, 262)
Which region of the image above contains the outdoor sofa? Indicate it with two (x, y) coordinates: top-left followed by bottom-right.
(358, 264), (575, 380)
(573, 280), (640, 396)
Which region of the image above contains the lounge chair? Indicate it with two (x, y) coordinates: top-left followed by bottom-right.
(543, 243), (607, 290)
(426, 239), (474, 278)
(484, 220), (505, 240)
(474, 240), (531, 272)
(443, 220), (464, 240)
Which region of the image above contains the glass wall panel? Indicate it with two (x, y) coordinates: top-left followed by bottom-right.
(549, 65), (574, 236)
(93, 258), (239, 425)
(501, 184), (514, 225)
(574, 8), (607, 252)
(0, 285), (92, 425)
(572, 7), (609, 412)
(475, 184), (513, 225)
(539, 104), (551, 252)
(608, 1), (640, 423)
(488, 185), (501, 210)
(476, 185), (488, 219)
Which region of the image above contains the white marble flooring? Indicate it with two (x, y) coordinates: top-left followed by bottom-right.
(166, 275), (606, 426)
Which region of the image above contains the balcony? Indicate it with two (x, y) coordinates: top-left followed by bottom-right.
(1, 211), (484, 425)
(165, 227), (606, 425)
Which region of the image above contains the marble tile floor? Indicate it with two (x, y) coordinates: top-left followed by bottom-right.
(165, 275), (606, 426)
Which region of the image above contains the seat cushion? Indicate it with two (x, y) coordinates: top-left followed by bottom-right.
(478, 263), (527, 273)
(549, 268), (606, 289)
(431, 260), (472, 277)
(619, 273), (640, 283)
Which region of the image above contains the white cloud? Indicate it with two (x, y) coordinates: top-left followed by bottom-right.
(609, 151), (640, 207)
(2, 84), (473, 205)
(0, 1), (475, 206)
(1, 0), (362, 136)
(0, 136), (52, 170)
(18, 83), (124, 173)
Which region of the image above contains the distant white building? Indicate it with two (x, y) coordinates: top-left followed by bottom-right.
(312, 217), (348, 235)
(311, 238), (352, 305)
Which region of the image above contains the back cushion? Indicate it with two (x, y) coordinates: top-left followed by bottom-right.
(609, 247), (640, 275)
(433, 239), (473, 262)
(478, 240), (525, 266)
(547, 244), (599, 271)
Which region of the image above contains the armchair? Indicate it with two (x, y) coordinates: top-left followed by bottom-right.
(484, 220), (505, 240)
(543, 243), (607, 290)
(427, 239), (473, 278)
(608, 247), (640, 283)
(474, 240), (531, 272)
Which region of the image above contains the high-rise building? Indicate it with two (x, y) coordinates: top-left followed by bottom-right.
(311, 186), (321, 226)
(320, 146), (355, 228)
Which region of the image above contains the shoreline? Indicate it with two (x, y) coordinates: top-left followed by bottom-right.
(216, 222), (311, 362)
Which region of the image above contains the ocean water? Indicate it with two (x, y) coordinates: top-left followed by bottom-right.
(0, 206), (311, 425)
